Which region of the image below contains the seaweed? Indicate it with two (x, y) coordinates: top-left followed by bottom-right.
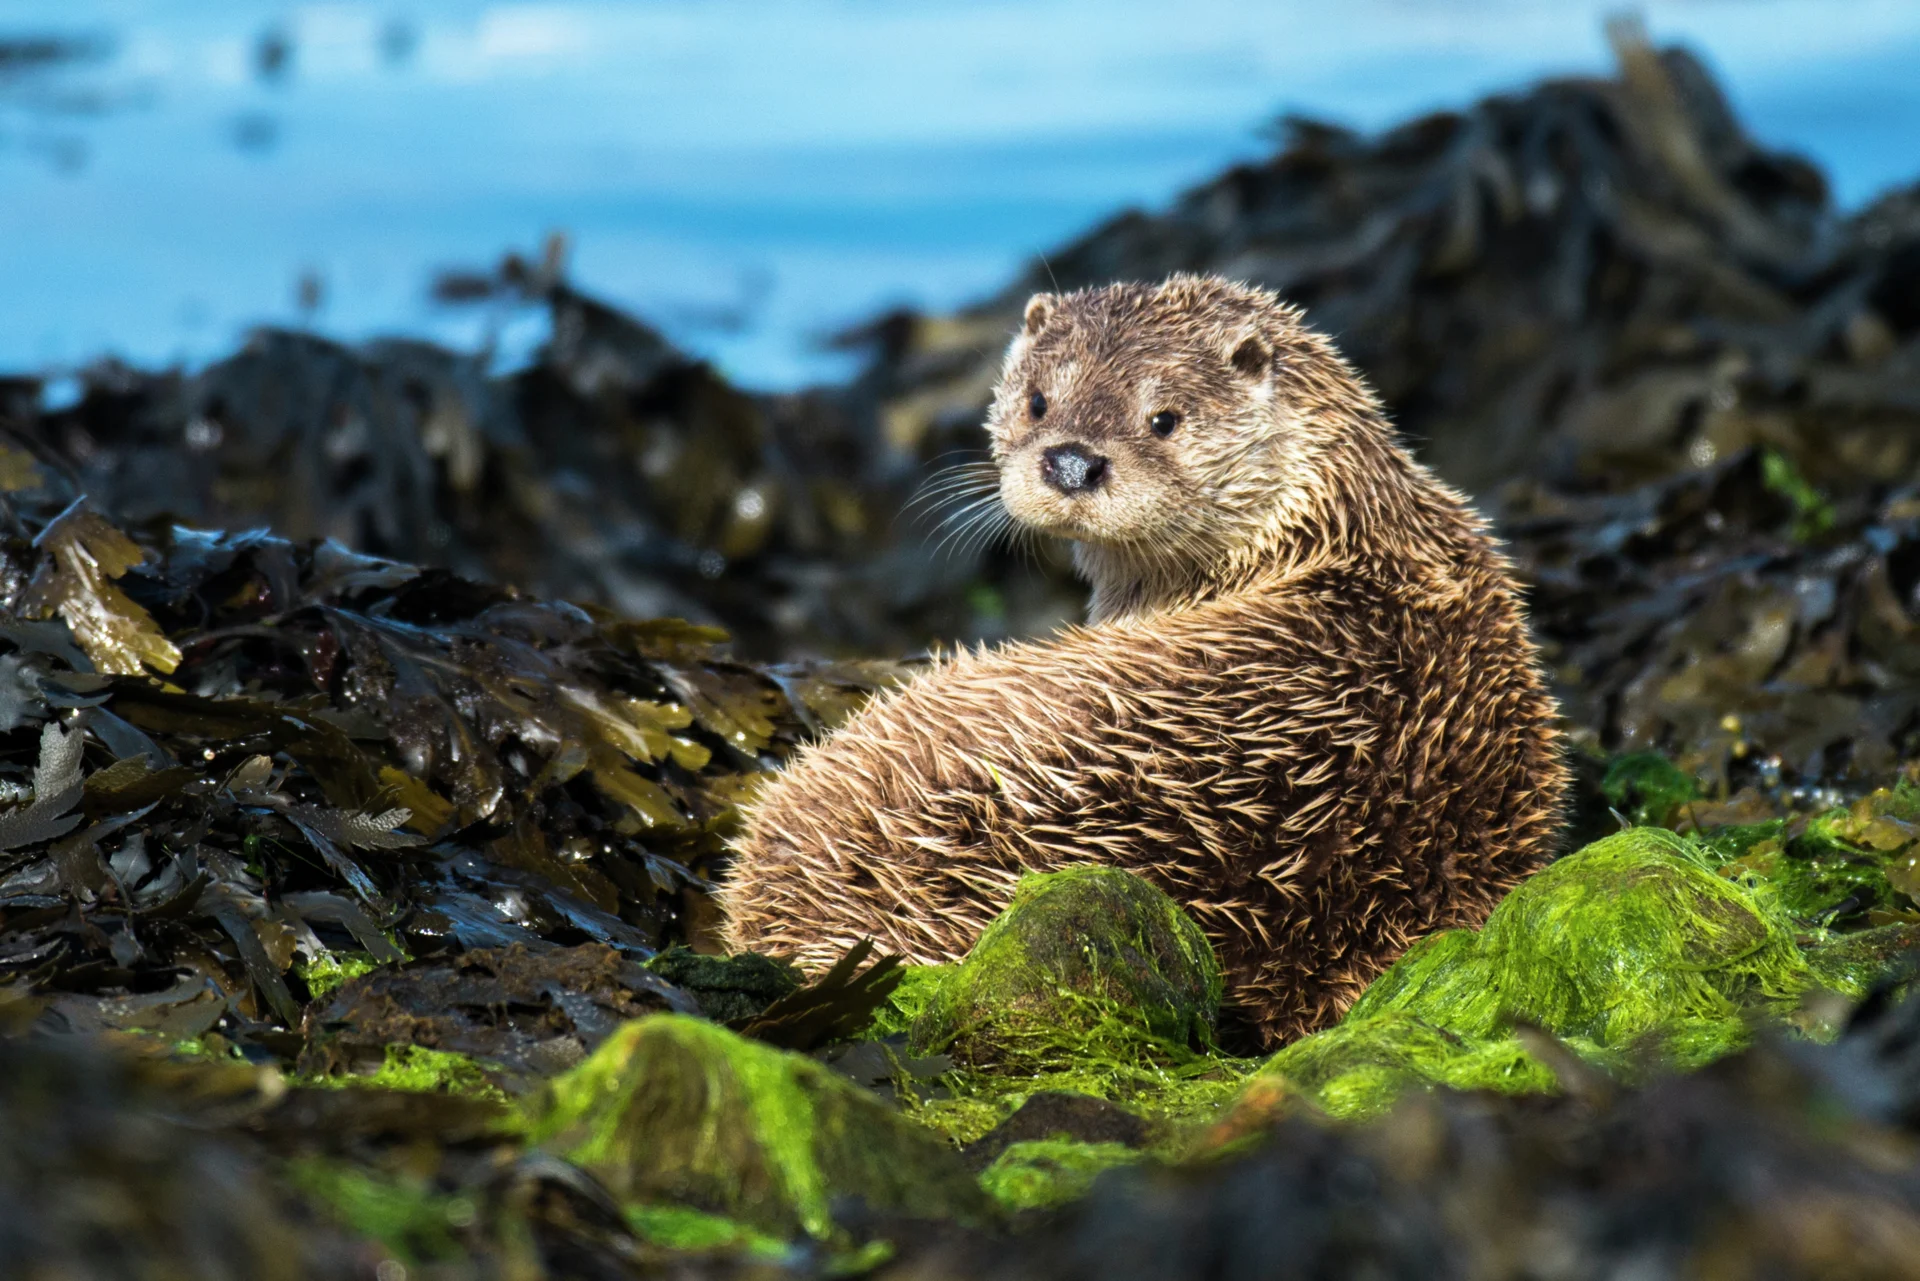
(0, 496), (906, 1064)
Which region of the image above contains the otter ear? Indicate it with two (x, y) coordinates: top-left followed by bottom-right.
(1229, 334), (1271, 380)
(1022, 293), (1057, 337)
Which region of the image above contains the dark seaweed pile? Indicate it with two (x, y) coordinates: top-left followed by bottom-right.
(0, 483), (902, 1061)
(1, 256), (993, 660)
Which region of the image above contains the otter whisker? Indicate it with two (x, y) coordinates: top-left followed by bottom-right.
(929, 495), (1010, 563)
(905, 458), (1001, 523)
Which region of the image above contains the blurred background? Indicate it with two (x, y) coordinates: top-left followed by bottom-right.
(7, 1), (1920, 387)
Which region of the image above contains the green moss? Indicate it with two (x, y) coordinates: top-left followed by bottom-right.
(978, 1140), (1145, 1213)
(865, 965), (946, 1040)
(909, 867), (1222, 1071)
(302, 1044), (510, 1106)
(1259, 1012), (1571, 1121)
(294, 952), (386, 1000)
(645, 946), (801, 1023)
(531, 1013), (992, 1239)
(1254, 827), (1815, 1121)
(286, 1158), (475, 1264)
(1602, 753), (1698, 828)
(624, 1204), (791, 1258)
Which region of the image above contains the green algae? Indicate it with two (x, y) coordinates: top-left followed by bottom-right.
(1258, 1012), (1572, 1122)
(1602, 752), (1699, 828)
(1247, 827), (1817, 1121)
(1347, 827), (1810, 1045)
(292, 952), (386, 1001)
(978, 1140), (1146, 1213)
(531, 1013), (991, 1239)
(1701, 784), (1920, 926)
(624, 1204), (792, 1259)
(1761, 447), (1837, 542)
(866, 964), (945, 1040)
(286, 1158), (476, 1265)
(1474, 827), (1811, 1046)
(902, 1055), (1255, 1154)
(909, 866), (1222, 1070)
(301, 1044), (510, 1106)
(1804, 924), (1920, 1000)
(646, 946), (802, 1023)
(881, 868), (1248, 1150)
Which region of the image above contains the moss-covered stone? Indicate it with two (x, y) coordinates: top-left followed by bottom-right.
(1239, 827), (1818, 1122)
(977, 1140), (1145, 1213)
(907, 867), (1223, 1070)
(644, 946), (801, 1023)
(1259, 1012), (1568, 1121)
(529, 1014), (992, 1240)
(1351, 826), (1811, 1047)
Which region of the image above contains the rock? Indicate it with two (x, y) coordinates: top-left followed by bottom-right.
(1351, 826), (1812, 1049)
(960, 1092), (1152, 1173)
(908, 867), (1223, 1069)
(1233, 827), (1817, 1123)
(529, 1013), (993, 1239)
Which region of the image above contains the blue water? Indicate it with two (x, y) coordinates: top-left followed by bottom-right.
(4, 0), (1919, 389)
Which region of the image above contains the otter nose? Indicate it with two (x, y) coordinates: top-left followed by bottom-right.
(1040, 443), (1108, 496)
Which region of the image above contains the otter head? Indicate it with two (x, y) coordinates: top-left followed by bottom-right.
(987, 275), (1375, 620)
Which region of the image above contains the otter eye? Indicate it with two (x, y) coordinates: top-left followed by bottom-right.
(1150, 410), (1179, 438)
(1029, 391), (1047, 420)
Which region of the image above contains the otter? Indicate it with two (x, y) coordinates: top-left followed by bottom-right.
(720, 275), (1567, 1045)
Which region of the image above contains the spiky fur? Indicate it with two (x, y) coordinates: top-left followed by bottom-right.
(720, 276), (1567, 1046)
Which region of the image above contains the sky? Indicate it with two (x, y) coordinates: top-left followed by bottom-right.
(3, 0), (1919, 390)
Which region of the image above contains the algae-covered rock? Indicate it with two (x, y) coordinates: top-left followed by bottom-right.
(1242, 827), (1818, 1121)
(644, 947), (802, 1024)
(530, 1013), (992, 1239)
(908, 867), (1222, 1069)
(1352, 826), (1812, 1049)
(1256, 1012), (1565, 1122)
(978, 1140), (1145, 1213)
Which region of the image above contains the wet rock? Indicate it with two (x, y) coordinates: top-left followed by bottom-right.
(531, 1013), (994, 1239)
(907, 867), (1222, 1069)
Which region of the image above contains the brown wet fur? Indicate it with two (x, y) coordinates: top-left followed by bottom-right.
(719, 275), (1567, 1047)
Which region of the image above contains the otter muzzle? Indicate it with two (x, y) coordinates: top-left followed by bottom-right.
(1041, 443), (1108, 496)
